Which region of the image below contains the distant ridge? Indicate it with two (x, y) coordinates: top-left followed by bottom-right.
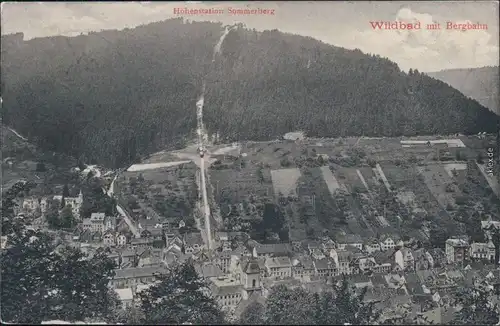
(427, 66), (499, 115)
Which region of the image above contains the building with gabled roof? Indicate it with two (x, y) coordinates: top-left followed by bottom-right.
(252, 242), (292, 258)
(209, 277), (243, 312)
(291, 255), (316, 280)
(265, 256), (292, 279)
(313, 257), (337, 278)
(336, 233), (363, 251)
(183, 232), (205, 254)
(445, 238), (469, 264)
(470, 241), (495, 262)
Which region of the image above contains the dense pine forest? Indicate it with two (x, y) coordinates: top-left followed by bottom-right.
(2, 18), (497, 168)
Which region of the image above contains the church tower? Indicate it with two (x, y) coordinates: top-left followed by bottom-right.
(240, 255), (262, 300)
(77, 189), (84, 204)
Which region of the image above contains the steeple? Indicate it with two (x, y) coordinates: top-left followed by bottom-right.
(77, 189), (83, 204)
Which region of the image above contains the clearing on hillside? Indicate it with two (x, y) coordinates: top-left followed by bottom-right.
(356, 169), (370, 191)
(395, 191), (426, 214)
(374, 164), (391, 191)
(335, 167), (367, 194)
(443, 163), (467, 178)
(320, 166), (346, 195)
(476, 162), (500, 198)
(117, 162), (198, 221)
(400, 139), (466, 148)
(271, 168), (302, 197)
(127, 161), (191, 172)
(417, 165), (462, 209)
(142, 150), (186, 163)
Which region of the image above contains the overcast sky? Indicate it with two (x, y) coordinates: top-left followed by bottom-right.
(1, 1), (499, 72)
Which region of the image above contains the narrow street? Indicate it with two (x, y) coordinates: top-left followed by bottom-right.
(116, 204), (140, 238)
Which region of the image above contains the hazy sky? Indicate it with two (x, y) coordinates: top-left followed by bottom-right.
(1, 1), (499, 72)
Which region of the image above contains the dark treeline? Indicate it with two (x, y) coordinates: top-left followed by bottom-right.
(2, 19), (497, 168)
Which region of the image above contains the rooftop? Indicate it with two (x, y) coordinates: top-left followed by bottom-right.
(446, 238), (469, 247)
(113, 266), (168, 280)
(337, 233), (363, 244)
(253, 243), (292, 255)
(90, 212), (106, 221)
(241, 257), (261, 274)
(195, 263), (224, 279)
(266, 256), (292, 269)
(210, 277), (243, 296)
(313, 258), (336, 270)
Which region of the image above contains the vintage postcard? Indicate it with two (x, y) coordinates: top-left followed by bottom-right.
(1, 1), (499, 325)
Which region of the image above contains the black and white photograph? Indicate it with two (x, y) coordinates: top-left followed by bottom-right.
(1, 1), (499, 324)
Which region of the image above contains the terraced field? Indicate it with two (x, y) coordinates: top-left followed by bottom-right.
(335, 167), (367, 194)
(320, 166), (346, 194)
(201, 136), (498, 243)
(118, 162), (198, 220)
(271, 168), (301, 197)
(417, 165), (462, 209)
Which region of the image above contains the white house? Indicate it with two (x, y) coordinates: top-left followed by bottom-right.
(115, 288), (133, 309)
(379, 235), (401, 251)
(336, 234), (363, 251)
(90, 213), (106, 233)
(22, 197), (40, 214)
(470, 241), (495, 262)
(54, 190), (84, 220)
(364, 239), (382, 254)
(116, 233), (128, 247)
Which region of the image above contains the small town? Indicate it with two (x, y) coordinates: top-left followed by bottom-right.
(4, 185), (500, 324)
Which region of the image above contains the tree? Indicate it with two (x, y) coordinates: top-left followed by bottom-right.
(60, 205), (76, 229)
(367, 158), (377, 168)
(36, 162), (47, 172)
(325, 278), (380, 325)
(60, 196), (66, 209)
(1, 227), (118, 323)
(264, 278), (379, 325)
(477, 153), (485, 164)
(451, 287), (499, 325)
(46, 199), (62, 229)
(63, 184), (70, 197)
(48, 247), (120, 322)
(265, 285), (317, 324)
(239, 301), (266, 325)
(280, 157), (291, 167)
(113, 305), (145, 325)
(1, 181), (37, 234)
(137, 261), (225, 324)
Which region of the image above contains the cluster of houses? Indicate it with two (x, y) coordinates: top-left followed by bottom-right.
(16, 190), (84, 221)
(444, 219), (500, 264)
(10, 190), (500, 323)
(98, 223), (499, 322)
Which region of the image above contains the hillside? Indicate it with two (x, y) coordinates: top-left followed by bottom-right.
(205, 135), (500, 245)
(1, 123), (79, 195)
(427, 66), (499, 115)
(1, 18), (498, 168)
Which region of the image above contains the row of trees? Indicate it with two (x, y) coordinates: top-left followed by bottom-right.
(241, 280), (379, 325)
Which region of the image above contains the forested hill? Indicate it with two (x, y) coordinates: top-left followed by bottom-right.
(1, 19), (497, 168)
(427, 66), (499, 115)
